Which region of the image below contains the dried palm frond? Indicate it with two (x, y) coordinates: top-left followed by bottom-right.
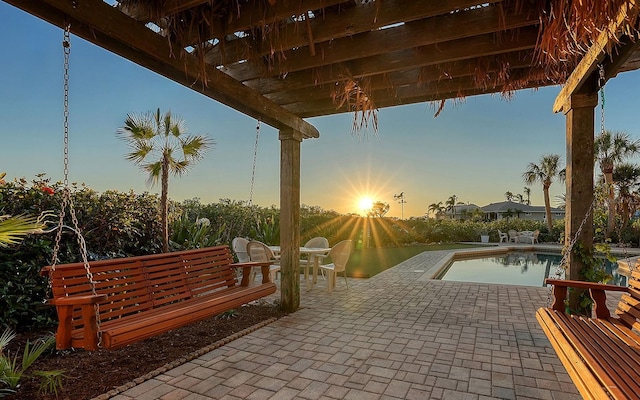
(331, 66), (378, 135)
(428, 97), (465, 118)
(536, 0), (640, 78)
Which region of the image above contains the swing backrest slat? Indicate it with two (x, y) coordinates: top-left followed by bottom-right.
(615, 269), (640, 330)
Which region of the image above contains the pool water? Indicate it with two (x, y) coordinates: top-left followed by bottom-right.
(438, 252), (627, 287)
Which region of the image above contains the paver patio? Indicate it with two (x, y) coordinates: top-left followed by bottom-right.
(107, 249), (582, 400)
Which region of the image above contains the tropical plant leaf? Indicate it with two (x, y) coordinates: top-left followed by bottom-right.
(0, 215), (46, 248)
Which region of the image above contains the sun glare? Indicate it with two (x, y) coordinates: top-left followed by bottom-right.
(358, 197), (374, 213)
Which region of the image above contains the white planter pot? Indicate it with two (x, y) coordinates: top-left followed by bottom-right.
(480, 235), (489, 243)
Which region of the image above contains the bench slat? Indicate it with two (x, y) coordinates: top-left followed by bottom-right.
(535, 309), (608, 400)
(102, 283), (276, 348)
(538, 273), (640, 400)
(553, 312), (627, 398)
(565, 316), (638, 398)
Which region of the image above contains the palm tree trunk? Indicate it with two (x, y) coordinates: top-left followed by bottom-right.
(161, 153), (169, 253)
(605, 172), (615, 239)
(622, 198), (630, 230)
(543, 185), (553, 233)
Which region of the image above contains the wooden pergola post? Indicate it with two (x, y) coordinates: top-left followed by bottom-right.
(279, 128), (302, 312)
(564, 92), (597, 311)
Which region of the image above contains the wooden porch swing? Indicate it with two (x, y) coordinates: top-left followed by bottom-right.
(42, 25), (276, 351)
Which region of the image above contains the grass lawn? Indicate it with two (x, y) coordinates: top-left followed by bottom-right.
(346, 243), (483, 278)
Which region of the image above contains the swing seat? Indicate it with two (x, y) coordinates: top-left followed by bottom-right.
(41, 245), (276, 350)
(536, 273), (640, 400)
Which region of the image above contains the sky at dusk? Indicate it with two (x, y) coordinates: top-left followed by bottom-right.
(3, 3), (640, 219)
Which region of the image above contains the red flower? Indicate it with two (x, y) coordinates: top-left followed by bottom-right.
(42, 186), (54, 195)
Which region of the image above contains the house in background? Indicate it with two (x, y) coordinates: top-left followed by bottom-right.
(447, 204), (480, 221)
(481, 201), (565, 222)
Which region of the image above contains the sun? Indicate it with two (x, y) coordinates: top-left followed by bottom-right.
(358, 197), (374, 213)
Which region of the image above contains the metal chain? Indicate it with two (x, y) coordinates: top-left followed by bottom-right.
(599, 65), (606, 138)
(248, 120), (260, 206)
(52, 25), (103, 345)
(547, 198), (596, 305)
(50, 26), (72, 272)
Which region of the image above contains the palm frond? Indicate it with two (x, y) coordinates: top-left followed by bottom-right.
(0, 215), (46, 247)
(143, 162), (163, 187)
(180, 135), (212, 160)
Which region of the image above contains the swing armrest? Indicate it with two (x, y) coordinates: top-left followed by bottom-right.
(231, 261), (275, 286)
(545, 279), (628, 318)
(51, 294), (107, 306)
(48, 294), (107, 351)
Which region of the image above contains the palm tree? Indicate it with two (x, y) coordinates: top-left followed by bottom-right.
(522, 154), (565, 233)
(515, 193), (525, 204)
(613, 162), (640, 230)
(428, 202), (444, 219)
(555, 193), (566, 210)
(594, 130), (640, 238)
(523, 187), (531, 205)
(117, 109), (213, 252)
(504, 191), (514, 201)
(445, 195), (457, 219)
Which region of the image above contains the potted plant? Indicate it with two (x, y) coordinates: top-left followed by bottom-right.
(479, 226), (490, 243)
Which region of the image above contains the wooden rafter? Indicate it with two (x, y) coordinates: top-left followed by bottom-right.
(205, 0), (510, 67)
(216, 3), (537, 87)
(225, 27), (539, 83)
(245, 50), (535, 95)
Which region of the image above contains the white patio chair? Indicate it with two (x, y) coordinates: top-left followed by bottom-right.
(301, 236), (330, 277)
(508, 230), (519, 243)
(232, 237), (250, 263)
(498, 230), (508, 243)
(319, 240), (353, 293)
(519, 230), (540, 244)
(246, 240), (281, 284)
(232, 237), (252, 280)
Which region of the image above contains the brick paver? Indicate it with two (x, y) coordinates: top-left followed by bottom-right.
(100, 248), (580, 399)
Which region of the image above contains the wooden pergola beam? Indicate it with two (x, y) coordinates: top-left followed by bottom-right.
(226, 26), (539, 83)
(215, 4), (536, 87)
(553, 0), (640, 113)
(288, 80), (550, 118)
(267, 65), (539, 105)
(246, 50), (535, 95)
(206, 0), (515, 67)
(4, 0), (319, 138)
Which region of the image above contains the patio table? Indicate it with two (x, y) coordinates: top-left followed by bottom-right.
(269, 246), (331, 290)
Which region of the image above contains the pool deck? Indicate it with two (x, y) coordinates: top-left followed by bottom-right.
(103, 244), (635, 400)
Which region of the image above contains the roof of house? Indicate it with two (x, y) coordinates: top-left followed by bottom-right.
(480, 201), (564, 213)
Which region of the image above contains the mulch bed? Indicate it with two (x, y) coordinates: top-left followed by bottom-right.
(6, 302), (287, 400)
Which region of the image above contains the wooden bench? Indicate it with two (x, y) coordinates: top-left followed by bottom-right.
(41, 245), (276, 350)
(536, 272), (640, 400)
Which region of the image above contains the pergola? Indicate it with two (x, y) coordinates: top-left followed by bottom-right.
(5, 0), (640, 312)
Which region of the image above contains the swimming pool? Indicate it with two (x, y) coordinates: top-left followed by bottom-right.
(437, 252), (627, 287)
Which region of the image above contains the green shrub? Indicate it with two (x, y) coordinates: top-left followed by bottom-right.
(170, 215), (225, 250)
(0, 175), (164, 330)
(0, 328), (63, 397)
